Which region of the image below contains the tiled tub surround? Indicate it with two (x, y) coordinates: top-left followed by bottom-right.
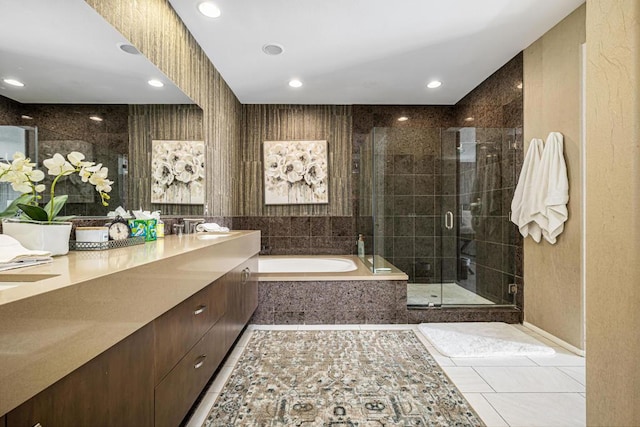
(252, 255), (409, 324)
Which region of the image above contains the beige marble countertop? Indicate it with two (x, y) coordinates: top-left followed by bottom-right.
(0, 231), (260, 416)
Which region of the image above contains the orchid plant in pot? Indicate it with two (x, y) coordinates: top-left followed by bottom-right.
(0, 151), (113, 255)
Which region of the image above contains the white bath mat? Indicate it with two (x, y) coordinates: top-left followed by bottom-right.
(418, 322), (555, 358)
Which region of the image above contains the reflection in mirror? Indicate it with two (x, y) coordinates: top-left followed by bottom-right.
(0, 103), (128, 217)
(0, 125), (37, 211)
(0, 1), (203, 218)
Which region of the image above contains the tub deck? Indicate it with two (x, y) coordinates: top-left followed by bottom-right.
(257, 255), (408, 282)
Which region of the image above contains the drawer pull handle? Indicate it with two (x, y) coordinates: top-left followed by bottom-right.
(194, 305), (207, 315)
(241, 267), (251, 284)
(194, 355), (207, 369)
(33, 424), (43, 427)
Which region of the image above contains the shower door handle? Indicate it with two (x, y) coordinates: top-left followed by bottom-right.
(445, 211), (454, 230)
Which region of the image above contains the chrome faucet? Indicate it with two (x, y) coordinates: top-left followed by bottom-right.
(183, 218), (205, 234)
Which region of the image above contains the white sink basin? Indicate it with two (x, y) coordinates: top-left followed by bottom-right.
(196, 233), (232, 240)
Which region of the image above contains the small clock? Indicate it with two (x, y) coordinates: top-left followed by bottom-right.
(107, 216), (130, 241)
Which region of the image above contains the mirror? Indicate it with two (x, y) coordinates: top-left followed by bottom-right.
(0, 0), (202, 218)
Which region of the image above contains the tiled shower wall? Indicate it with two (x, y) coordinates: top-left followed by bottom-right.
(455, 54), (524, 307)
(353, 106), (457, 283)
(353, 54), (523, 310)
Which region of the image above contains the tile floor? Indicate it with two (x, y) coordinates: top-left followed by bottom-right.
(186, 324), (586, 427)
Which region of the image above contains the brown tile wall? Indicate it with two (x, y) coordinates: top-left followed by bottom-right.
(232, 216), (355, 255)
(0, 94), (21, 124)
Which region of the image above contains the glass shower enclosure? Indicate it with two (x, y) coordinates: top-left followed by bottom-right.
(358, 126), (520, 307)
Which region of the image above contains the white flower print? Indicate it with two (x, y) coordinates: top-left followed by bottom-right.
(263, 140), (328, 205)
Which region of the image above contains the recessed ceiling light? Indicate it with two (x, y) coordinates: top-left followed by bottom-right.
(89, 115), (103, 122)
(397, 116), (409, 122)
(21, 115), (33, 120)
(198, 2), (221, 18)
(289, 79), (303, 88)
(426, 80), (442, 89)
(148, 79), (164, 88)
(464, 117), (474, 122)
(262, 43), (284, 56)
(118, 43), (140, 55)
(3, 78), (24, 87)
(517, 82), (523, 89)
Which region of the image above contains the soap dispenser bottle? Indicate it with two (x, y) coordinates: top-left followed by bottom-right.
(357, 234), (365, 258)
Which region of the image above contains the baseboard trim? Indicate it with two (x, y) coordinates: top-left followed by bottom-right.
(523, 322), (586, 357)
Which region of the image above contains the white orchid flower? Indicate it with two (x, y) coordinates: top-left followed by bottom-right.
(43, 153), (75, 176)
(0, 150), (116, 219)
(10, 152), (36, 172)
(67, 151), (85, 166)
(78, 163), (100, 182)
(27, 169), (45, 182)
(11, 180), (32, 194)
(89, 167), (113, 192)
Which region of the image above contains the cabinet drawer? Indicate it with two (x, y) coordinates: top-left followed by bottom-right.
(154, 319), (227, 427)
(154, 279), (226, 383)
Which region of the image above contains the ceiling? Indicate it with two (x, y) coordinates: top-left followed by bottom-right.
(0, 0), (584, 106)
(0, 0), (193, 104)
(169, 0), (584, 105)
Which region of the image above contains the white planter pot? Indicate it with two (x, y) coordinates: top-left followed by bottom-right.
(2, 219), (73, 256)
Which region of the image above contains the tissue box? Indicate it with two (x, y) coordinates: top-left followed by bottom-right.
(128, 219), (158, 241)
(145, 219), (157, 241)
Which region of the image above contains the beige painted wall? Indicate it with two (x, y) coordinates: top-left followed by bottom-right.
(585, 1), (640, 424)
(522, 5), (585, 350)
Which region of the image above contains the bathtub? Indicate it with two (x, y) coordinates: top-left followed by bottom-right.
(253, 255), (409, 325)
(258, 257), (358, 273)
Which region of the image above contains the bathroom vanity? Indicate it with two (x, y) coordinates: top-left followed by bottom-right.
(0, 231), (260, 426)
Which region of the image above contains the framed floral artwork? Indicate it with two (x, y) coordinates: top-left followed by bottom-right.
(263, 140), (328, 205)
(151, 140), (205, 204)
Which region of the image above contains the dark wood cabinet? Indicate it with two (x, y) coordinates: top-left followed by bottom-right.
(6, 324), (155, 427)
(154, 256), (257, 427)
(154, 318), (227, 427)
(225, 256), (258, 348)
(154, 278), (226, 384)
(4, 253), (259, 427)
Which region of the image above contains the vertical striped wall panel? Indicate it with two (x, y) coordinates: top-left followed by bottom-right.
(128, 104), (203, 215)
(240, 105), (353, 216)
(86, 0), (242, 216)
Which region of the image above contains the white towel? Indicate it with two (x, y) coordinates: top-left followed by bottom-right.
(195, 223), (230, 233)
(528, 132), (569, 244)
(511, 138), (544, 241)
(540, 132), (569, 244)
(0, 234), (52, 271)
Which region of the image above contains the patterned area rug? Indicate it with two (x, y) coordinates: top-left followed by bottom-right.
(204, 330), (484, 426)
